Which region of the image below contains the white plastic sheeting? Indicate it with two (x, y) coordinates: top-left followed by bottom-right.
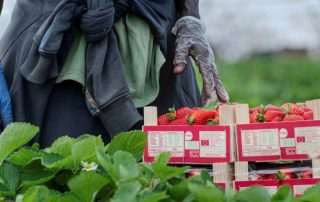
(0, 0), (16, 38)
(200, 0), (320, 62)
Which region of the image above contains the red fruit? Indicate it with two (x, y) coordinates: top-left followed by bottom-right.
(263, 110), (285, 122)
(250, 112), (259, 123)
(276, 169), (297, 180)
(283, 115), (304, 122)
(299, 106), (312, 112)
(189, 110), (217, 125)
(158, 114), (171, 125)
(264, 105), (283, 113)
(176, 107), (193, 119)
(303, 111), (314, 120)
(270, 116), (282, 122)
(290, 107), (304, 116)
(267, 174), (276, 179)
(168, 118), (189, 125)
(250, 107), (261, 114)
(299, 170), (312, 179)
(282, 103), (304, 116)
(281, 103), (298, 110)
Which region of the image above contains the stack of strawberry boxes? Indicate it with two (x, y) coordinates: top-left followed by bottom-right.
(143, 99), (320, 195)
(234, 100), (320, 196)
(143, 105), (236, 188)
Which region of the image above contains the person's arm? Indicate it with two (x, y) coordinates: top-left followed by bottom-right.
(175, 0), (200, 18)
(173, 0), (229, 106)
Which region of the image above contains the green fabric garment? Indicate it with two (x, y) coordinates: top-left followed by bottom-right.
(57, 13), (165, 108)
(56, 29), (86, 85)
(114, 13), (165, 108)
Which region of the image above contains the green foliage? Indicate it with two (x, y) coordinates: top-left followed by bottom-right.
(196, 54), (320, 106)
(0, 122), (320, 202)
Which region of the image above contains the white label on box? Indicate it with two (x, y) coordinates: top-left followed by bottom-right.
(280, 138), (295, 147)
(199, 131), (227, 158)
(295, 126), (320, 156)
(241, 129), (280, 157)
(148, 131), (184, 157)
(185, 141), (199, 150)
(293, 184), (313, 195)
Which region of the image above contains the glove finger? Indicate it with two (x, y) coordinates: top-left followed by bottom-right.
(211, 63), (229, 103)
(173, 36), (191, 74)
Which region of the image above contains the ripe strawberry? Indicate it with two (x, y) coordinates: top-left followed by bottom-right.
(189, 109), (217, 125)
(290, 107), (304, 116)
(158, 114), (171, 125)
(303, 111), (314, 120)
(264, 105), (283, 113)
(299, 170), (312, 179)
(276, 169), (297, 180)
(299, 106), (312, 112)
(283, 115), (304, 122)
(267, 174), (276, 179)
(168, 118), (189, 125)
(270, 116), (282, 122)
(250, 111), (259, 123)
(263, 110), (285, 122)
(282, 103), (304, 116)
(281, 103), (298, 110)
(249, 107), (261, 114)
(176, 107), (193, 119)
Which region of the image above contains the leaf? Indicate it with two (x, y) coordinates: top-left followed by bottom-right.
(97, 149), (139, 185)
(272, 185), (294, 202)
(7, 148), (42, 166)
(138, 189), (168, 202)
(155, 152), (171, 165)
(225, 187), (237, 202)
(20, 170), (56, 188)
(110, 181), (141, 202)
(107, 130), (147, 161)
(168, 179), (191, 201)
(17, 186), (61, 202)
(0, 163), (19, 197)
(45, 136), (76, 157)
(150, 163), (189, 181)
(67, 171), (109, 202)
(0, 123), (39, 165)
(72, 136), (104, 168)
(233, 186), (271, 202)
(188, 182), (225, 202)
(299, 183), (320, 202)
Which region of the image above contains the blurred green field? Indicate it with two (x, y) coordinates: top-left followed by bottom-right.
(195, 54), (320, 107)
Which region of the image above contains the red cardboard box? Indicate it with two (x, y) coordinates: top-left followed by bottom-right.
(144, 125), (232, 164)
(236, 120), (320, 162)
(234, 179), (320, 196)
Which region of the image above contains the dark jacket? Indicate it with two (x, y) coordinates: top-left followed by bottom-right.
(0, 0), (200, 141)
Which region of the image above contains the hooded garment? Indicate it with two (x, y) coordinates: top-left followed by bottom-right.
(0, 0), (200, 146)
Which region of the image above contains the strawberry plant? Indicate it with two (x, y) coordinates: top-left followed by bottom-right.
(0, 123), (319, 201)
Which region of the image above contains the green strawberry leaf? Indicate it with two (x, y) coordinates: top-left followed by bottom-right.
(20, 170), (56, 189)
(233, 186), (271, 202)
(0, 123), (39, 166)
(67, 171), (109, 202)
(0, 163), (19, 197)
(97, 149), (139, 185)
(168, 179), (191, 201)
(271, 185), (294, 202)
(107, 130), (147, 162)
(138, 189), (168, 202)
(188, 181), (224, 202)
(155, 152), (171, 165)
(45, 136), (76, 157)
(16, 186), (61, 202)
(7, 148), (42, 166)
(110, 181), (141, 202)
(72, 136), (104, 169)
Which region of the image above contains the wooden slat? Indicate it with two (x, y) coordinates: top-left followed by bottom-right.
(143, 106), (158, 126)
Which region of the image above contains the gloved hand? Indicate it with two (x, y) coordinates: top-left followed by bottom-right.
(172, 16), (229, 106)
(0, 63), (13, 130)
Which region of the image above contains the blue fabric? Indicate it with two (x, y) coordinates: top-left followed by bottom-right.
(0, 63), (13, 129)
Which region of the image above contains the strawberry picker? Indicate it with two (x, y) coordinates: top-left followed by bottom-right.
(0, 0), (228, 146)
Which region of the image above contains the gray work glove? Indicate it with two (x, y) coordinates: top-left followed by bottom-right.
(172, 16), (229, 106)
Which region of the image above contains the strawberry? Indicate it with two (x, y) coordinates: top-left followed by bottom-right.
(263, 110), (285, 122)
(282, 103), (304, 116)
(281, 103), (298, 110)
(270, 116), (282, 122)
(299, 106), (312, 112)
(264, 105), (283, 113)
(290, 107), (304, 116)
(168, 118), (189, 125)
(249, 107), (261, 114)
(276, 169), (297, 180)
(283, 114), (304, 122)
(189, 109), (217, 125)
(299, 170), (312, 179)
(158, 114), (171, 125)
(303, 111), (314, 120)
(250, 111), (259, 123)
(176, 107), (193, 119)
